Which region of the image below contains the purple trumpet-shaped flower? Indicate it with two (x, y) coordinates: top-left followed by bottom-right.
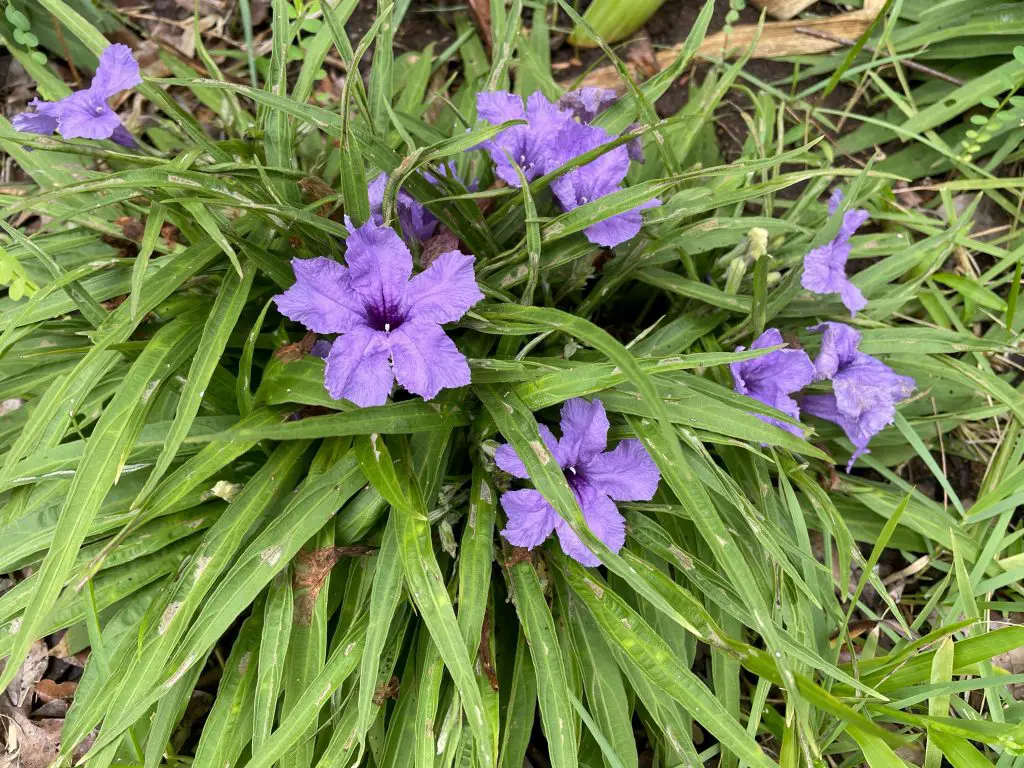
(547, 120), (660, 248)
(803, 322), (915, 470)
(475, 90), (573, 186)
(496, 398), (660, 567)
(559, 87), (644, 162)
(802, 189), (869, 316)
(730, 328), (815, 437)
(273, 221), (483, 406)
(13, 44), (141, 147)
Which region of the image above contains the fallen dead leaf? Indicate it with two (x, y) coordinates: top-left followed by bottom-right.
(626, 31), (660, 79)
(570, 0), (885, 88)
(0, 708), (61, 768)
(32, 680), (76, 705)
(420, 229), (461, 268)
(3, 641), (48, 709)
(467, 0), (492, 51)
(749, 0), (818, 20)
(293, 546), (378, 625)
(274, 331), (317, 363)
(994, 628), (1024, 700)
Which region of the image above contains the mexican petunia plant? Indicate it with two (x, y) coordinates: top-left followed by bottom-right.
(2, 12), (1007, 768)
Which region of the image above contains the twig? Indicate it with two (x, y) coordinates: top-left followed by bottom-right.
(793, 27), (963, 87)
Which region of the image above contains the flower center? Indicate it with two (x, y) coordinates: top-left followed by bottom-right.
(563, 465), (582, 492)
(94, 106), (105, 116)
(365, 302), (405, 334)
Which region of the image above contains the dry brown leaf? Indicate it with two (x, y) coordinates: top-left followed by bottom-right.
(32, 680), (76, 705)
(420, 229), (461, 268)
(748, 0), (818, 21)
(274, 331), (317, 364)
(293, 546), (377, 625)
(569, 0), (884, 90)
(994, 622), (1024, 700)
(3, 641), (48, 708)
(468, 0), (492, 51)
(0, 709), (62, 768)
(626, 32), (660, 79)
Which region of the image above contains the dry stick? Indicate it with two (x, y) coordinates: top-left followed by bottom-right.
(793, 27), (964, 87)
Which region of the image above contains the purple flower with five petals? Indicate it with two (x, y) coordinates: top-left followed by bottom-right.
(730, 328), (815, 437)
(496, 398), (660, 566)
(548, 120), (660, 248)
(802, 322), (915, 470)
(13, 44), (141, 147)
(801, 189), (869, 316)
(475, 91), (573, 187)
(273, 221), (483, 406)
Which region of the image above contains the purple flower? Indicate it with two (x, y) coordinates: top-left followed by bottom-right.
(13, 44), (141, 147)
(476, 90), (573, 187)
(548, 120), (660, 248)
(803, 322), (915, 469)
(730, 328), (815, 437)
(559, 87), (644, 162)
(366, 172), (438, 244)
(273, 221), (483, 406)
(496, 398), (660, 567)
(801, 189), (869, 316)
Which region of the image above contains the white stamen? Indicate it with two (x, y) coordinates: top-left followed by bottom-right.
(580, 196), (589, 204)
(384, 322), (391, 332)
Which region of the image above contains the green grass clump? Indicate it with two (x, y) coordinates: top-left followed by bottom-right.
(1, 1), (1023, 767)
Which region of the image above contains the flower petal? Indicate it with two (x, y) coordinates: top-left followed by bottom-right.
(554, 483), (625, 567)
(344, 221), (413, 320)
(274, 257), (366, 334)
(559, 397), (609, 466)
(495, 424), (561, 479)
(404, 251), (483, 324)
(323, 327), (394, 406)
(389, 321), (470, 400)
(91, 44), (142, 98)
(499, 489), (558, 549)
(109, 123), (137, 147)
(827, 188), (844, 216)
(802, 393), (871, 471)
(735, 329), (815, 397)
(838, 208), (870, 242)
(840, 280), (868, 316)
(583, 439), (660, 501)
(56, 91), (121, 140)
(583, 198), (660, 248)
(810, 321), (861, 380)
(558, 87), (618, 123)
(801, 240), (849, 295)
(476, 91), (525, 124)
(833, 355), (915, 421)
(753, 390), (805, 437)
(366, 172), (388, 226)
(12, 99), (60, 135)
